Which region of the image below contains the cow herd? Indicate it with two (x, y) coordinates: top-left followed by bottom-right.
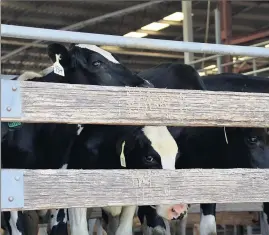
(1, 43), (269, 235)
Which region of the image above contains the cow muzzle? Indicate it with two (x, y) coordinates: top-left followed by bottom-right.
(156, 204), (189, 221)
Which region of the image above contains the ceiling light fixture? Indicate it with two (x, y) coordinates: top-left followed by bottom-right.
(141, 22), (170, 31)
(123, 32), (148, 38)
(163, 12), (184, 21)
(204, 65), (216, 70)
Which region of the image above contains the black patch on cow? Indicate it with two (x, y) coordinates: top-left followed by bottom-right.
(56, 209), (65, 222)
(50, 209), (68, 235)
(138, 206), (166, 229)
(16, 211), (25, 234)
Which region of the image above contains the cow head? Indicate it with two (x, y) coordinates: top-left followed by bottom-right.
(242, 128), (269, 168)
(116, 125), (188, 220)
(117, 126), (178, 170)
(47, 43), (153, 88)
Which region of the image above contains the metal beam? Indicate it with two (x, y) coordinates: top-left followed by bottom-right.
(1, 0), (164, 62)
(230, 30), (269, 45)
(182, 1), (194, 65)
(1, 46), (186, 60)
(220, 0), (233, 72)
(214, 8), (223, 73)
(2, 24), (269, 58)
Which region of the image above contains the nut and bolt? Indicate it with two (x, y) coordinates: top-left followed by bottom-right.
(12, 87), (17, 91)
(6, 106), (11, 112)
(8, 196), (14, 202)
(15, 176), (20, 181)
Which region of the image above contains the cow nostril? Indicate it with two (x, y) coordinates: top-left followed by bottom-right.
(171, 208), (176, 213)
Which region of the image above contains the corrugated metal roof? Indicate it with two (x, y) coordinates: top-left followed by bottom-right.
(1, 1), (269, 76)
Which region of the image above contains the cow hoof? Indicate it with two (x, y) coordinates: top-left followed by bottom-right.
(152, 226), (167, 235)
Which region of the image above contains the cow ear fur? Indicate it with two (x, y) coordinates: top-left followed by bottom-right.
(47, 43), (71, 68)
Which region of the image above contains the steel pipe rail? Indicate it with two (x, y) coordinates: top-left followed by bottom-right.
(2, 24), (269, 58)
(189, 40), (269, 65)
(243, 67), (269, 76)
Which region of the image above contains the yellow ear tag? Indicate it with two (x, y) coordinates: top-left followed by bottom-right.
(53, 54), (65, 77)
(120, 141), (126, 167)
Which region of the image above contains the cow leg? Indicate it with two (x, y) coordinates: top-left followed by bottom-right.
(22, 210), (39, 235)
(49, 209), (68, 235)
(68, 208), (88, 235)
(262, 202), (269, 233)
(102, 206), (122, 235)
(200, 204), (216, 235)
(170, 215), (188, 235)
(96, 218), (104, 235)
(4, 211), (25, 235)
(88, 219), (96, 235)
(138, 206), (167, 235)
(115, 206), (137, 235)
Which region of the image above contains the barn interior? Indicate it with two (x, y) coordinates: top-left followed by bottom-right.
(1, 1), (269, 235)
(1, 1), (269, 78)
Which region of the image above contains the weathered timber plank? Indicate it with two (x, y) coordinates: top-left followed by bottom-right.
(2, 168), (269, 211)
(2, 80), (269, 127)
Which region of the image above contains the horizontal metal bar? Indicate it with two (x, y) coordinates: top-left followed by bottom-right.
(2, 24), (269, 57)
(1, 168), (269, 211)
(243, 67), (269, 75)
(189, 40), (269, 65)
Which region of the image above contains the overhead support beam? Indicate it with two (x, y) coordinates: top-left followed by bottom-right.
(182, 1), (194, 65)
(220, 0), (233, 73)
(1, 0), (164, 62)
(214, 8), (222, 74)
(2, 24), (269, 58)
(230, 30), (269, 45)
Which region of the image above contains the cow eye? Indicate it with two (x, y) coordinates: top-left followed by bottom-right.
(248, 136), (258, 144)
(92, 61), (101, 67)
(145, 156), (154, 162)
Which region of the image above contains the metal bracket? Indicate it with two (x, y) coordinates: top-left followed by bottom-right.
(1, 169), (24, 210)
(1, 79), (22, 119)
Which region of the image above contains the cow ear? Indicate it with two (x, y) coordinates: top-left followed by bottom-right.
(47, 43), (71, 68)
(172, 63), (207, 90)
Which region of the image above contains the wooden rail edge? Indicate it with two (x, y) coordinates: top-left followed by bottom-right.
(2, 169), (269, 211)
(1, 80), (269, 127)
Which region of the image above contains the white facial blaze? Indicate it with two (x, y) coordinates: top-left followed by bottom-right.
(142, 126), (178, 170)
(75, 44), (120, 64)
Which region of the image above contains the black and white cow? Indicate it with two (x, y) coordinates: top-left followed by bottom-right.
(135, 69), (269, 235)
(2, 46), (206, 235)
(1, 42), (153, 235)
(59, 60), (207, 235)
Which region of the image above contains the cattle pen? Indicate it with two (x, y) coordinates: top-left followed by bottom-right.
(1, 2), (269, 235)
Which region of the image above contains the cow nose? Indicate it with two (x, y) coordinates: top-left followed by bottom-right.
(168, 204), (188, 220)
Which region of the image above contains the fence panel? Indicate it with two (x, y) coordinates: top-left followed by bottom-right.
(1, 80), (269, 127)
(2, 168), (269, 211)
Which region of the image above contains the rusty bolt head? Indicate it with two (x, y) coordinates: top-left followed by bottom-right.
(12, 86), (17, 91)
(6, 106), (11, 112)
(8, 196), (14, 202)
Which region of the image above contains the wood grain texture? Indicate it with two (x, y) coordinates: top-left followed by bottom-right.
(3, 168), (269, 211)
(2, 81), (269, 127)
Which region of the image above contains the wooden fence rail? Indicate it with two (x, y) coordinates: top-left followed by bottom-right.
(2, 168), (269, 211)
(1, 80), (269, 127)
